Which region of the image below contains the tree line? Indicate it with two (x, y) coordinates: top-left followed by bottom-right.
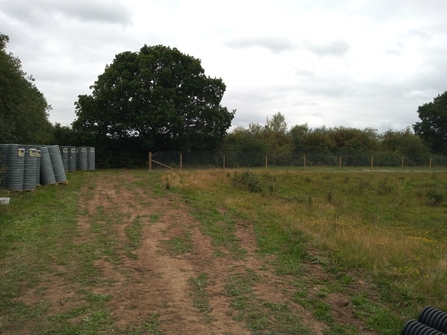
(219, 113), (436, 167)
(1, 32), (446, 168)
(0, 34), (53, 144)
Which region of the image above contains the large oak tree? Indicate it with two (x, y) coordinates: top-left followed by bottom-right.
(73, 45), (235, 159)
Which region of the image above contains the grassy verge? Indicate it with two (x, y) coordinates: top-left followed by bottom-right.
(0, 171), (98, 332)
(0, 170), (165, 334)
(167, 168), (447, 334)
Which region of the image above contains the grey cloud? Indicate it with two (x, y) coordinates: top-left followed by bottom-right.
(403, 90), (430, 99)
(349, 1), (440, 24)
(52, 0), (133, 25)
(228, 90), (268, 102)
(294, 69), (314, 77)
(383, 49), (401, 56)
(225, 37), (295, 54)
(407, 57), (447, 93)
(293, 100), (318, 106)
(296, 78), (354, 97)
(388, 29), (432, 53)
(406, 29), (431, 41)
(1, 0), (133, 26)
(303, 39), (350, 57)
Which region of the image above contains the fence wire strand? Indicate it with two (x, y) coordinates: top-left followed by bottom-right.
(150, 151), (447, 170)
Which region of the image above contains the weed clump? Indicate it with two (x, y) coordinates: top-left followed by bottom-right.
(426, 190), (445, 206)
(232, 171), (277, 194)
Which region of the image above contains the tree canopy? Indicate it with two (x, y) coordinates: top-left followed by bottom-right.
(413, 91), (447, 154)
(73, 45), (235, 166)
(0, 33), (53, 144)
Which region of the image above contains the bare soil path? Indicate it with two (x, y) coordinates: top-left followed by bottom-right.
(13, 171), (376, 334)
(83, 173), (329, 334)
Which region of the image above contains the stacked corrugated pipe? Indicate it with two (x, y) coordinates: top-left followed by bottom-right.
(401, 306), (447, 334)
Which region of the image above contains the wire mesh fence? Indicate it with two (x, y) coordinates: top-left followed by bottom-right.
(149, 151), (447, 171)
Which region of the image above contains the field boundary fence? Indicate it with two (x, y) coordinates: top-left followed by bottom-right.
(149, 151), (447, 171)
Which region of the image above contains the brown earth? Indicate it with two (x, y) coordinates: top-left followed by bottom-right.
(14, 172), (377, 334)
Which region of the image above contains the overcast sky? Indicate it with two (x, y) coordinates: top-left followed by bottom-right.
(1, 0), (447, 133)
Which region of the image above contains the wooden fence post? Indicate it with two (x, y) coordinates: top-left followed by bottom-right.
(180, 153), (182, 171)
(339, 156), (342, 168)
(223, 155), (226, 169)
(401, 157), (404, 169)
(429, 157), (432, 170)
(149, 152), (152, 171)
(370, 156), (374, 170)
(303, 155), (306, 168)
(265, 155), (268, 169)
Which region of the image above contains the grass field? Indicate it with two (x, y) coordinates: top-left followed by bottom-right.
(1, 168), (446, 334)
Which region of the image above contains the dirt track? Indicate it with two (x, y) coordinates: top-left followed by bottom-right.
(18, 172), (375, 334)
(83, 173), (329, 334)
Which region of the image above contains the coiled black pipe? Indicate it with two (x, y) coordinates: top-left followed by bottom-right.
(401, 319), (445, 335)
(418, 306), (447, 333)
